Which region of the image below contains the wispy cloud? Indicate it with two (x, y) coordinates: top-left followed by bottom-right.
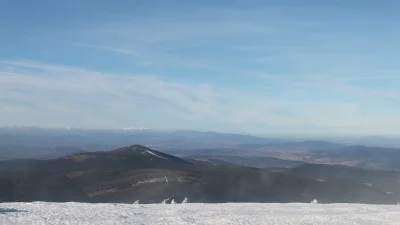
(0, 60), (284, 129)
(66, 6), (316, 73)
(1, 60), (400, 135)
(73, 44), (141, 57)
(309, 74), (400, 104)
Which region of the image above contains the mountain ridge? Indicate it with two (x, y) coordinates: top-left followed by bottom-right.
(0, 144), (396, 204)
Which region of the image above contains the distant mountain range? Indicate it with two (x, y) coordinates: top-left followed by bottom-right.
(0, 145), (397, 204)
(2, 128), (400, 171)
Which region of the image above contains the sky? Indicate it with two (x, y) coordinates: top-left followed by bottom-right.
(0, 0), (400, 136)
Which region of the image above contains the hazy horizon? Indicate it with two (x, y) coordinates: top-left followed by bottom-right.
(2, 126), (400, 141)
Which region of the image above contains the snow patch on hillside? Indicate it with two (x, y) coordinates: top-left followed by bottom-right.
(0, 202), (399, 225)
(131, 178), (163, 187)
(146, 150), (168, 160)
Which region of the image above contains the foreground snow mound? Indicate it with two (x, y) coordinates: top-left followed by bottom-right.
(0, 202), (399, 225)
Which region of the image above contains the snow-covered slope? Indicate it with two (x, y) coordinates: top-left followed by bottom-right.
(0, 202), (399, 225)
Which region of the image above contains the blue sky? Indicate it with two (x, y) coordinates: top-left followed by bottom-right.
(1, 0), (400, 136)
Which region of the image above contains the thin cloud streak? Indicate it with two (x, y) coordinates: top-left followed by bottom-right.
(73, 44), (141, 57)
(1, 60), (400, 135)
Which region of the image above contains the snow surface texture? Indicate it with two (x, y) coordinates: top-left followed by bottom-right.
(0, 202), (400, 225)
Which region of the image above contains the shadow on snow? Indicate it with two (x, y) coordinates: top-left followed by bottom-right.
(0, 208), (27, 214)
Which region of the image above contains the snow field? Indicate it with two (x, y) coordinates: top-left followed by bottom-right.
(0, 202), (399, 225)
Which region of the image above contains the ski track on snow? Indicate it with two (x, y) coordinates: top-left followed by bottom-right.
(0, 202), (400, 225)
(163, 174), (169, 184)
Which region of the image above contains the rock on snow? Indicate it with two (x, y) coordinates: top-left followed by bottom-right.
(0, 202), (399, 224)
